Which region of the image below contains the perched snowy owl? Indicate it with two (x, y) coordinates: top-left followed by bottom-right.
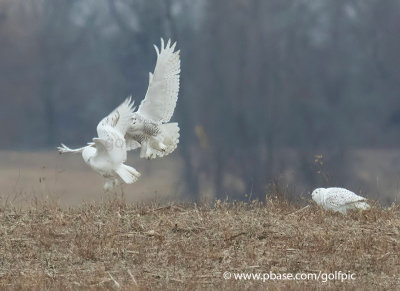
(58, 38), (181, 190)
(312, 187), (370, 214)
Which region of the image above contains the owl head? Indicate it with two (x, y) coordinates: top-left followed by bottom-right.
(311, 188), (326, 204)
(131, 112), (143, 126)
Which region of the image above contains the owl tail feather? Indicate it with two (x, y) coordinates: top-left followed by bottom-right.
(115, 164), (141, 184)
(354, 201), (370, 210)
(140, 122), (180, 159)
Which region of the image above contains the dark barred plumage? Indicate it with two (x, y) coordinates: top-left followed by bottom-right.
(131, 134), (146, 144)
(127, 122), (159, 144)
(143, 121), (160, 136)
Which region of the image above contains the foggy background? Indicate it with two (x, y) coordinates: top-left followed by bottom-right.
(1, 0), (400, 204)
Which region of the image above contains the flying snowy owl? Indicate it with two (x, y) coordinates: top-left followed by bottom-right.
(312, 187), (370, 214)
(58, 38), (180, 190)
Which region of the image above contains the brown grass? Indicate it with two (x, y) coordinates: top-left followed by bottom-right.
(0, 197), (399, 290)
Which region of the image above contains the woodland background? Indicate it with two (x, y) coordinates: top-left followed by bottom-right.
(1, 0), (400, 203)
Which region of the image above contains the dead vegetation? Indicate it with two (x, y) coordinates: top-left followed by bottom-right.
(0, 196), (399, 290)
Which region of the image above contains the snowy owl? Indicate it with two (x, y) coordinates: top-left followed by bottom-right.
(58, 98), (141, 190)
(58, 38), (181, 190)
(126, 38), (180, 159)
(312, 187), (370, 214)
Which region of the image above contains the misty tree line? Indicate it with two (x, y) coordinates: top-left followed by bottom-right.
(1, 0), (400, 199)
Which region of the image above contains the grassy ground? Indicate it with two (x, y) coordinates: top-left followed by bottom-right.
(0, 197), (399, 290)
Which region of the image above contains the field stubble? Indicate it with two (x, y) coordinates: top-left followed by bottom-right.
(0, 197), (399, 290)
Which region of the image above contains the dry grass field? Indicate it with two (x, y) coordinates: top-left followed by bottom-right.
(0, 197), (399, 290)
(0, 151), (400, 289)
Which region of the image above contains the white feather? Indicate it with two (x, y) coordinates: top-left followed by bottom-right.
(127, 38), (181, 159)
(137, 38), (181, 123)
(312, 187), (370, 214)
(58, 38), (181, 189)
(58, 97), (140, 190)
(139, 123), (180, 159)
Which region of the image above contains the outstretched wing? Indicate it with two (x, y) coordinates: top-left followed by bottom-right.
(97, 97), (135, 138)
(137, 38), (180, 123)
(57, 143), (94, 154)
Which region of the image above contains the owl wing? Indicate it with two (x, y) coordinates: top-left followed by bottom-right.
(136, 38), (180, 123)
(96, 97), (135, 138)
(325, 188), (366, 207)
(57, 142), (95, 154)
(95, 97), (135, 163)
(92, 138), (109, 159)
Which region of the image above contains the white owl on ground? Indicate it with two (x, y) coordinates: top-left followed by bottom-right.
(312, 187), (370, 214)
(58, 38), (180, 190)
